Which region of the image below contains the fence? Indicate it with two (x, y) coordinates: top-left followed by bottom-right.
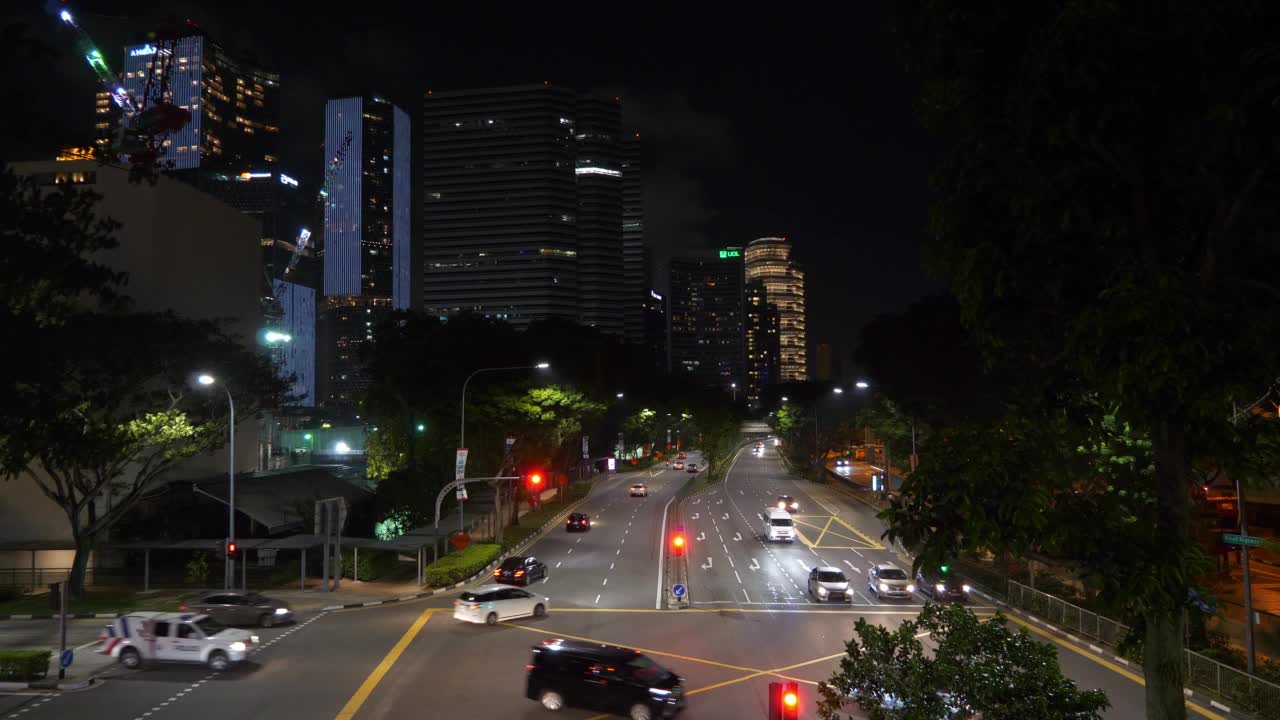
(1005, 579), (1280, 718)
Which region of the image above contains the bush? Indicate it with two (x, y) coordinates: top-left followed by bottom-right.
(423, 544), (502, 588)
(340, 548), (400, 581)
(0, 650), (50, 682)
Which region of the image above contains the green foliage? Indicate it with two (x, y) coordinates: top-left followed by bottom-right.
(185, 552), (209, 587)
(0, 650), (50, 682)
(422, 543), (502, 587)
(818, 604), (1108, 720)
(340, 548), (401, 581)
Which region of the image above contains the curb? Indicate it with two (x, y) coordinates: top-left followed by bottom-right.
(0, 676), (98, 692)
(0, 612), (123, 623)
(971, 588), (1255, 720)
(318, 490), (594, 613)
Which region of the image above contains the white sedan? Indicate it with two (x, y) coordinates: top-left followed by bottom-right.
(453, 584), (548, 625)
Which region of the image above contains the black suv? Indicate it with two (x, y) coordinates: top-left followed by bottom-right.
(493, 556), (547, 586)
(526, 639), (685, 719)
(566, 513), (591, 532)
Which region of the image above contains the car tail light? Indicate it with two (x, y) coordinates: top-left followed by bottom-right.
(525, 664), (535, 670)
(178, 605), (187, 610)
(515, 570), (525, 577)
(494, 569), (501, 576)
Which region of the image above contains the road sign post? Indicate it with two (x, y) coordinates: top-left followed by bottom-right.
(1223, 533), (1265, 547)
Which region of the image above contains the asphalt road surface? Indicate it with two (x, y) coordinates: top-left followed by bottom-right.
(0, 450), (1229, 719)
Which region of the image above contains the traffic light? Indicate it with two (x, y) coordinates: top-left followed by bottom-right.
(940, 564), (950, 574)
(527, 472), (544, 490)
(768, 681), (799, 720)
(671, 533), (686, 557)
(226, 540), (239, 559)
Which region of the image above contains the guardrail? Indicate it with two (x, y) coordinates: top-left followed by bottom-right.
(1006, 579), (1280, 718)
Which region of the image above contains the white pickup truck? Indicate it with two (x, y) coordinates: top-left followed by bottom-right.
(100, 611), (259, 671)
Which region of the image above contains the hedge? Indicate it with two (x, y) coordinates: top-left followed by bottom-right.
(340, 548), (401, 581)
(0, 650), (50, 682)
(423, 544), (502, 587)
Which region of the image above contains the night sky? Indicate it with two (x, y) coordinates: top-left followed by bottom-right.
(7, 1), (940, 369)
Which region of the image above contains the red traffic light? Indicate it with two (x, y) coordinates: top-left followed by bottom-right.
(671, 534), (685, 556)
(226, 541), (238, 558)
(782, 682), (799, 719)
(529, 473), (543, 487)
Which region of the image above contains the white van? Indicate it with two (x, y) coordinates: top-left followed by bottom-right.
(764, 508), (795, 542)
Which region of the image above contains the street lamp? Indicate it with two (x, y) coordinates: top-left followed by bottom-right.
(781, 396), (789, 402)
(731, 382), (737, 402)
(459, 363), (552, 458)
(616, 392), (625, 399)
(855, 380), (869, 389)
(833, 386), (844, 394)
(197, 373), (236, 590)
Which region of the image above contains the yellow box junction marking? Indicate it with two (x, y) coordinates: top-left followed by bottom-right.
(790, 514), (884, 550)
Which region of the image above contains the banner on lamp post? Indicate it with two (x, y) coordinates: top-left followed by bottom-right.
(455, 448), (468, 480)
(582, 435), (589, 459)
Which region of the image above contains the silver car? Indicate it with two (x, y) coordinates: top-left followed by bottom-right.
(867, 563), (916, 600)
(185, 592), (293, 627)
(808, 566), (853, 603)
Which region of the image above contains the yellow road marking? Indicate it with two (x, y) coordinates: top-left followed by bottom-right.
(546, 607), (967, 615)
(812, 516), (835, 546)
(333, 608), (435, 720)
(1006, 617), (1226, 720)
(789, 514), (884, 550)
(688, 652), (844, 695)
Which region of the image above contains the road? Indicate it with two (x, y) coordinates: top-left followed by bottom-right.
(0, 449), (1231, 719)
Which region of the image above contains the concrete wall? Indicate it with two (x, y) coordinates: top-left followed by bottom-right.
(4, 161), (265, 557)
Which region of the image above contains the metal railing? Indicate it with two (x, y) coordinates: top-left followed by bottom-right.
(1006, 580), (1131, 648)
(1006, 579), (1280, 717)
(0, 568), (72, 591)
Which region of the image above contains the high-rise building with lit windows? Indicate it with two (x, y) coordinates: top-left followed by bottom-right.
(119, 32), (280, 172)
(621, 134), (648, 345)
(669, 250), (745, 388)
(744, 279), (780, 404)
(319, 95), (411, 408)
(745, 237), (807, 381)
(420, 83), (627, 331)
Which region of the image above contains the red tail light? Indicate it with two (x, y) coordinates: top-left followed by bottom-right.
(515, 570), (525, 577)
(525, 664), (535, 670)
(493, 569), (501, 576)
(179, 605), (187, 610)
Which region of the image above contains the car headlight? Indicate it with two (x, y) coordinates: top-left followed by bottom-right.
(817, 586), (828, 595)
(274, 607), (289, 615)
(777, 502), (786, 509)
(229, 641), (247, 652)
(906, 584), (916, 593)
(879, 582), (889, 592)
(250, 635), (260, 644)
(936, 583), (946, 593)
(962, 585), (972, 593)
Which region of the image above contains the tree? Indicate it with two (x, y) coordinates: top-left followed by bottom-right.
(891, 3), (1280, 716)
(7, 312), (287, 595)
(818, 603), (1108, 720)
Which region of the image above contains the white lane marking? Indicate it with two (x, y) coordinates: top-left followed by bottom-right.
(568, 548), (573, 554)
(795, 559), (811, 572)
(595, 594), (601, 604)
(602, 578), (608, 586)
(556, 561), (563, 568)
(852, 549), (864, 558)
(577, 537), (582, 543)
(844, 560), (861, 573)
(655, 493), (675, 610)
(723, 543), (730, 554)
(915, 631), (932, 638)
(743, 588), (751, 602)
(735, 570), (743, 584)
(610, 563), (614, 570)
(726, 555), (735, 568)
(701, 557), (714, 570)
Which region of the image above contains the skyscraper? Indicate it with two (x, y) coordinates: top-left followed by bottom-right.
(420, 84), (626, 331)
(643, 288), (668, 371)
(669, 250), (745, 387)
(744, 279), (780, 404)
(744, 237), (807, 381)
(120, 32), (280, 172)
(320, 95), (411, 408)
(622, 134), (648, 345)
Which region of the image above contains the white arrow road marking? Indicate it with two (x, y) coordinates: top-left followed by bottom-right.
(693, 499), (701, 505)
(749, 558), (761, 571)
(722, 513), (729, 520)
(702, 557), (714, 570)
(696, 532), (706, 541)
(734, 532), (742, 542)
(716, 499), (723, 505)
(795, 559), (810, 572)
(692, 513), (700, 520)
(844, 560), (862, 573)
(739, 490), (745, 495)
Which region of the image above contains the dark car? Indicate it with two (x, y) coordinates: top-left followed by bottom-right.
(527, 638), (685, 720)
(916, 568), (971, 603)
(494, 556), (548, 586)
(566, 513), (592, 532)
(685, 463), (699, 473)
(183, 591), (293, 627)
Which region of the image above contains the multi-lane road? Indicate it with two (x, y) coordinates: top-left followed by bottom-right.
(0, 446), (1228, 719)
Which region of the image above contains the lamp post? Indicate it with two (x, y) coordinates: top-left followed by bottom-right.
(731, 382), (737, 403)
(198, 374), (235, 590)
(459, 363), (550, 451)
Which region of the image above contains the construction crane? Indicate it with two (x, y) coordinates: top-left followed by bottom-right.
(55, 2), (192, 180)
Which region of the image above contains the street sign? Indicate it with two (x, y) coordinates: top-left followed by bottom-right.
(506, 436), (516, 448)
(456, 486), (468, 502)
(455, 448), (469, 480)
(1223, 533), (1265, 547)
(450, 531), (471, 551)
(607, 457), (616, 472)
(672, 584), (686, 599)
(60, 649), (73, 669)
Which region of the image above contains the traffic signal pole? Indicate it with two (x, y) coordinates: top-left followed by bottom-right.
(433, 476), (519, 565)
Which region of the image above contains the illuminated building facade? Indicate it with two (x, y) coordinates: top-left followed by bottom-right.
(744, 237), (807, 381)
(744, 279), (780, 404)
(643, 288), (668, 371)
(420, 84), (627, 331)
(622, 134), (648, 345)
(320, 95), (411, 408)
(120, 33), (280, 171)
(669, 250), (744, 387)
